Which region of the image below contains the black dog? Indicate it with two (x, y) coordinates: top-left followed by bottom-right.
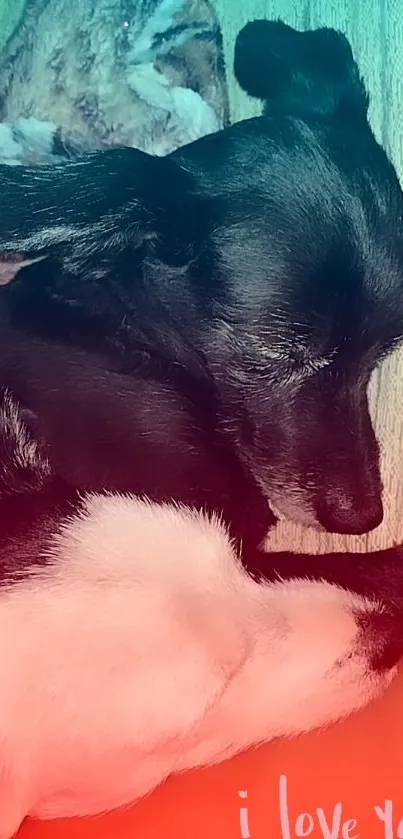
(0, 20), (402, 564)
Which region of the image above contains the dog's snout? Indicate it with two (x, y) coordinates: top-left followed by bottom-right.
(316, 487), (383, 535)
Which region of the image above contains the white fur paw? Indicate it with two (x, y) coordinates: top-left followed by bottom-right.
(262, 580), (395, 730)
(176, 577), (397, 770)
(206, 578), (397, 759)
(0, 496), (397, 830)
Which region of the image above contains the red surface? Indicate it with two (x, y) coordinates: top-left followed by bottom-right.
(18, 669), (403, 839)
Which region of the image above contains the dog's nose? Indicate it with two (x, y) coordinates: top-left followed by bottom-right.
(316, 489), (383, 535)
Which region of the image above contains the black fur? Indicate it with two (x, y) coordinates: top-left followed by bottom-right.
(0, 20), (402, 572)
(234, 19), (369, 125)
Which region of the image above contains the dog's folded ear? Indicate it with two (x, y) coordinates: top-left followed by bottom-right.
(234, 19), (369, 124)
(0, 147), (204, 284)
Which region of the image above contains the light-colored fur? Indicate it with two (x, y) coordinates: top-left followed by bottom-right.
(0, 492), (394, 837)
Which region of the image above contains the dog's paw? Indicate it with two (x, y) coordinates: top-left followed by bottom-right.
(0, 501), (399, 830)
(172, 576), (399, 771)
(258, 579), (398, 737)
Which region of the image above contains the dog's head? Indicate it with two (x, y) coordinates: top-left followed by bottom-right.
(173, 20), (403, 535)
(1, 21), (403, 539)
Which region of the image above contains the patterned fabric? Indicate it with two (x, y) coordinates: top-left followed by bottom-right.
(0, 0), (229, 162)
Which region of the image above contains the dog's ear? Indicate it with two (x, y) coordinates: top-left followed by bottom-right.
(234, 19), (369, 124)
(0, 148), (204, 284)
